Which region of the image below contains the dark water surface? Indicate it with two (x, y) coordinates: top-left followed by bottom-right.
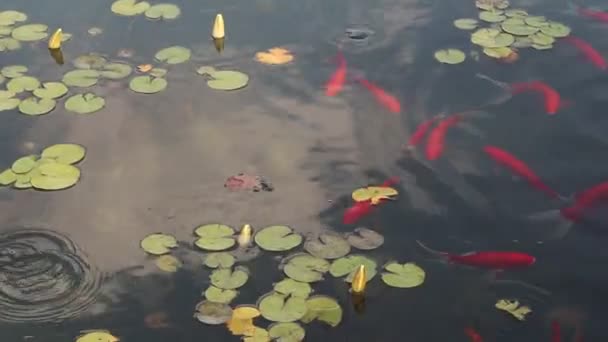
(1, 0), (608, 340)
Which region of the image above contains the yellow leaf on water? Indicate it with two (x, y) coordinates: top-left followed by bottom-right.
(227, 318), (255, 335)
(495, 299), (532, 321)
(351, 186), (398, 204)
(255, 47), (294, 65)
(243, 327), (270, 342)
(232, 305), (260, 320)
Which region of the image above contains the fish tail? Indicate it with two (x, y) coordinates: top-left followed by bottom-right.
(415, 240), (449, 260)
(475, 73), (513, 105)
(526, 209), (573, 240)
(475, 73), (508, 89)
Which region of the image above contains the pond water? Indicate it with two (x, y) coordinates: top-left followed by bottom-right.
(0, 0), (608, 340)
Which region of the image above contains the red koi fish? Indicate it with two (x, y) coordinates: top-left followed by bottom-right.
(464, 327), (483, 342)
(577, 6), (608, 23)
(561, 181), (608, 222)
(425, 114), (462, 160)
(484, 145), (560, 199)
(405, 117), (439, 150)
(551, 321), (562, 342)
(563, 36), (607, 70)
(343, 200), (373, 224)
(356, 78), (401, 113)
(380, 176), (400, 187)
(416, 240), (536, 269)
(325, 51), (347, 96)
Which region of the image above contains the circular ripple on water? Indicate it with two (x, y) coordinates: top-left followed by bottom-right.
(328, 26), (377, 53)
(0, 228), (104, 323)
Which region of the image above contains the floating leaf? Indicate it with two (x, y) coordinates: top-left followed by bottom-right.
(532, 43), (552, 50)
(524, 16), (548, 27)
(14, 173), (32, 189)
(352, 186), (398, 204)
(540, 22), (570, 38)
(495, 299), (532, 321)
(211, 266), (249, 290)
(41, 143), (86, 164)
(197, 66), (249, 91)
(233, 306), (261, 320)
(479, 11), (506, 23)
(0, 26), (11, 37)
(194, 223), (235, 251)
(283, 253), (330, 283)
(111, 0), (151, 16)
(100, 62), (132, 79)
(63, 70), (100, 87)
(227, 316), (255, 336)
(512, 37), (533, 48)
(140, 233), (178, 255)
(453, 18), (478, 30)
(0, 38), (20, 51)
(254, 225), (302, 252)
(304, 233), (350, 259)
(0, 96), (20, 111)
(300, 295), (342, 327)
(7, 76), (40, 93)
(381, 262), (425, 288)
(329, 255), (377, 282)
(273, 278), (312, 298)
(33, 82), (68, 99)
(155, 45), (191, 64)
(268, 322), (305, 342)
(258, 292), (307, 323)
(1, 65), (27, 78)
(501, 22), (538, 36)
(18, 97), (56, 116)
(0, 11), (27, 26)
(255, 47), (294, 65)
(243, 327), (270, 342)
(30, 162), (80, 190)
(471, 28), (514, 48)
(0, 168), (17, 185)
(65, 93), (106, 114)
(149, 68), (167, 78)
(505, 9), (527, 17)
(12, 24), (48, 41)
(204, 286), (238, 304)
(434, 49), (466, 64)
(138, 64), (153, 73)
(11, 155), (37, 174)
(155, 254), (181, 272)
(74, 54), (107, 69)
(75, 331), (119, 342)
(145, 4), (181, 20)
(204, 252), (235, 268)
(530, 32), (555, 46)
(194, 300), (232, 325)
(129, 76), (167, 94)
(346, 227), (384, 250)
(483, 47), (514, 58)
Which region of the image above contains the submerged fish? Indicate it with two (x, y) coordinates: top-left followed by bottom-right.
(343, 200), (373, 224)
(552, 320), (562, 342)
(563, 36), (607, 70)
(405, 116), (440, 150)
(325, 51), (347, 96)
(576, 6), (608, 23)
(355, 77), (401, 113)
(464, 327), (483, 342)
(425, 114), (463, 160)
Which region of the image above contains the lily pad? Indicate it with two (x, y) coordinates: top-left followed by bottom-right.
(1, 65), (27, 78)
(532, 44), (553, 50)
(0, 11), (27, 26)
(258, 292), (307, 323)
(210, 266), (249, 290)
(7, 76), (40, 93)
(505, 9), (527, 17)
(304, 233), (350, 259)
(346, 227), (384, 250)
(434, 49), (466, 64)
(530, 32), (555, 46)
(111, 0), (151, 16)
(471, 28), (514, 48)
(30, 162), (80, 190)
(129, 76), (167, 94)
(145, 4), (181, 20)
(0, 97), (20, 111)
(525, 16), (548, 27)
(194, 300), (232, 325)
(140, 233), (178, 255)
(501, 22), (539, 36)
(0, 168), (17, 185)
(512, 37), (533, 48)
(11, 155), (37, 174)
(254, 225), (302, 252)
(352, 185), (398, 204)
(197, 66), (249, 91)
(63, 70), (100, 87)
(155, 254), (181, 272)
(283, 253), (329, 283)
(483, 47), (514, 58)
(329, 255), (377, 282)
(74, 54), (107, 69)
(100, 62), (132, 79)
(479, 11), (506, 23)
(502, 17), (525, 26)
(204, 252), (235, 268)
(453, 18), (478, 30)
(14, 174), (32, 189)
(0, 38), (20, 51)
(194, 223), (236, 251)
(540, 22), (571, 38)
(244, 327), (270, 342)
(300, 295), (342, 327)
(11, 24), (48, 41)
(33, 82), (68, 99)
(155, 45), (191, 64)
(233, 306), (261, 320)
(204, 286), (238, 304)
(18, 97), (56, 116)
(149, 68), (167, 78)
(268, 322), (305, 342)
(273, 278), (312, 298)
(41, 143), (86, 164)
(65, 93), (106, 114)
(381, 262), (425, 288)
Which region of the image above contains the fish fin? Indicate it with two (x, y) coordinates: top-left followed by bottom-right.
(415, 240), (449, 260)
(475, 74), (513, 105)
(526, 209), (573, 240)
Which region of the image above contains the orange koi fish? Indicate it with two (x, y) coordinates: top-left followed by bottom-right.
(343, 200), (373, 224)
(464, 327), (483, 342)
(563, 36), (607, 70)
(425, 114), (462, 160)
(325, 51), (347, 96)
(356, 78), (401, 113)
(577, 6), (608, 23)
(551, 321), (562, 342)
(405, 117), (439, 150)
(417, 241), (536, 269)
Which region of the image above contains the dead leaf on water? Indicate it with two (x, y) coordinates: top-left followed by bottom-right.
(137, 64), (153, 73)
(495, 299), (532, 321)
(255, 47), (294, 65)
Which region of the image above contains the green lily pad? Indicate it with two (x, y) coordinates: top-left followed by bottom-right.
(65, 93), (106, 114)
(149, 68), (167, 78)
(501, 22), (539, 36)
(471, 28), (514, 48)
(41, 143), (86, 165)
(140, 233), (178, 255)
(268, 322), (305, 342)
(0, 11), (27, 26)
(155, 45), (191, 64)
(18, 97), (56, 116)
(532, 43), (553, 50)
(7, 76), (40, 93)
(479, 11), (506, 23)
(0, 168), (17, 185)
(483, 47), (514, 58)
(512, 37), (533, 48)
(194, 223), (235, 251)
(540, 22), (571, 38)
(210, 266), (249, 290)
(2, 65), (27, 78)
(33, 82), (68, 99)
(273, 278), (312, 298)
(346, 227), (384, 250)
(530, 32), (555, 46)
(381, 262), (426, 288)
(434, 49), (466, 64)
(11, 155), (37, 174)
(11, 24), (47, 41)
(303, 233), (350, 259)
(329, 255), (377, 282)
(525, 16), (548, 27)
(194, 300), (232, 325)
(495, 0), (509, 9)
(0, 26), (11, 37)
(30, 162), (80, 190)
(0, 90), (12, 98)
(63, 70), (100, 87)
(300, 295), (342, 327)
(502, 17), (525, 26)
(258, 292), (307, 323)
(475, 2), (494, 11)
(197, 66), (249, 91)
(204, 286), (238, 304)
(204, 252), (235, 268)
(100, 62), (132, 79)
(0, 38), (20, 51)
(453, 18), (478, 30)
(111, 0), (151, 16)
(129, 76), (167, 94)
(505, 9), (527, 17)
(283, 253), (330, 283)
(13, 173), (31, 189)
(73, 54), (107, 69)
(0, 97), (20, 111)
(145, 3), (181, 20)
(254, 225), (302, 252)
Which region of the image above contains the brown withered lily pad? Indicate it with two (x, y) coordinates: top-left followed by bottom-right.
(224, 173), (273, 192)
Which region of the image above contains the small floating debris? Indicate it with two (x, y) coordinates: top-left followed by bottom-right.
(255, 47), (294, 65)
(495, 299), (532, 321)
(224, 173), (273, 192)
(87, 26), (103, 36)
(345, 27), (373, 41)
(352, 185), (398, 204)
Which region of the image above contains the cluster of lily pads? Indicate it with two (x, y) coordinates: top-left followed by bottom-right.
(111, 0), (181, 20)
(0, 143), (85, 190)
(0, 10), (72, 53)
(140, 223), (425, 341)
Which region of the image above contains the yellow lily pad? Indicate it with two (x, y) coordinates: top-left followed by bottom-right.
(381, 262), (425, 288)
(30, 162), (80, 190)
(495, 299), (532, 321)
(233, 306), (261, 320)
(300, 295), (342, 327)
(155, 254), (181, 272)
(351, 186), (398, 204)
(41, 143), (86, 165)
(75, 330), (119, 342)
(11, 155), (37, 174)
(140, 233), (178, 255)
